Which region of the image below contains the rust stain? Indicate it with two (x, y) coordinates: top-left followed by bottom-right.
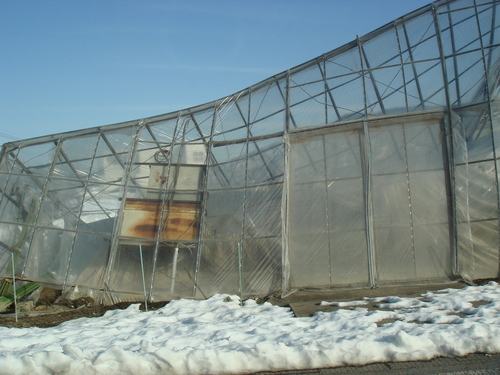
(122, 199), (200, 241)
(154, 176), (167, 185)
(133, 224), (159, 238)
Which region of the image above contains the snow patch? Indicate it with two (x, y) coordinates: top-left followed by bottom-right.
(1, 284), (500, 374)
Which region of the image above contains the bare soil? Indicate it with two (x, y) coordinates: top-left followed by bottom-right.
(0, 301), (168, 329)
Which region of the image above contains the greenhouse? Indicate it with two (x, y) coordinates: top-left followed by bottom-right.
(1, 0), (500, 304)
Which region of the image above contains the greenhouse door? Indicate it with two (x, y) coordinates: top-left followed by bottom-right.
(288, 118), (453, 288)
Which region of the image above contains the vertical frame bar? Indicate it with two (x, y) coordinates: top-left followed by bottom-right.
(358, 35), (377, 288)
(20, 137), (63, 278)
(473, 0), (500, 275)
(432, 2), (460, 277)
(62, 132), (102, 290)
(193, 100), (222, 297)
(103, 121), (143, 302)
(148, 114), (185, 301)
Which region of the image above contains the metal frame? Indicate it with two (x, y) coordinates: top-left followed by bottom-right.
(0, 0), (499, 302)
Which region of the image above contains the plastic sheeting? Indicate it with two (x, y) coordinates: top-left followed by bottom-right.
(288, 117), (452, 290)
(1, 0), (500, 303)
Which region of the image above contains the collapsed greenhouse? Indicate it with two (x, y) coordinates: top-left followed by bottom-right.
(1, 0), (500, 304)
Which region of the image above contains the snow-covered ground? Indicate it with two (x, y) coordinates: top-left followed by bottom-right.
(1, 282), (500, 375)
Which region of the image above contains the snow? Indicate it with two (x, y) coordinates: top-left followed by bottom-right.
(1, 282), (500, 375)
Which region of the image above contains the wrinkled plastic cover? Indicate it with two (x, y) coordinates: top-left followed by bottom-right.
(0, 0), (500, 303)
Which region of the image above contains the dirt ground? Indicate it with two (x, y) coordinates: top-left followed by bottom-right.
(0, 305), (119, 328)
(0, 300), (168, 329)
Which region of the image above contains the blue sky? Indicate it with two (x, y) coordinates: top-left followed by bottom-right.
(1, 1), (432, 145)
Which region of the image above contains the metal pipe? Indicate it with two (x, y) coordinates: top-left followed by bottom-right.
(432, 2), (460, 277)
(62, 133), (101, 290)
(358, 36), (377, 288)
(11, 252), (18, 322)
(21, 137), (63, 278)
(104, 121), (144, 302)
(139, 245), (148, 312)
(148, 115), (184, 301)
(193, 100), (223, 298)
(473, 0), (500, 280)
(322, 136), (333, 285)
(238, 242), (243, 306)
(170, 246), (179, 296)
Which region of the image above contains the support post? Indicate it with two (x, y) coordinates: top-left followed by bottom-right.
(139, 245), (148, 312)
(11, 253), (18, 322)
(238, 242), (243, 306)
(170, 246), (179, 296)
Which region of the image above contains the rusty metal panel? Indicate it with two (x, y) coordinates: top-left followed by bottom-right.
(120, 199), (200, 241)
